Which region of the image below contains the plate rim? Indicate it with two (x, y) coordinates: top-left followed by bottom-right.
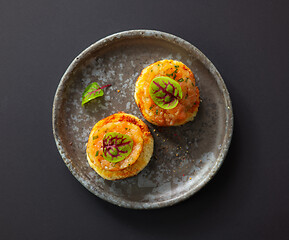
(52, 29), (233, 209)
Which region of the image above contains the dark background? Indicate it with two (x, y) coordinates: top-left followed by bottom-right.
(1, 0), (288, 239)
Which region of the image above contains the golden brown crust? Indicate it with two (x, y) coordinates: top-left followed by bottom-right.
(135, 60), (200, 126)
(86, 113), (154, 180)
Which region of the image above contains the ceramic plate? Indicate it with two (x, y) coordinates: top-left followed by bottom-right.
(52, 30), (233, 209)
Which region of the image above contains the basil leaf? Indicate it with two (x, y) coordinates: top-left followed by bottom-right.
(102, 132), (133, 163)
(149, 76), (183, 109)
(82, 82), (104, 106)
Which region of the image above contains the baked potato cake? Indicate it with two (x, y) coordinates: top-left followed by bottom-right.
(135, 60), (200, 126)
(86, 112), (154, 180)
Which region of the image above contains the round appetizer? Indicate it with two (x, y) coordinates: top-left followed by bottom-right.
(86, 112), (154, 180)
(135, 59), (200, 126)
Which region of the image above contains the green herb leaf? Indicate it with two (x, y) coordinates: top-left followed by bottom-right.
(149, 76), (183, 109)
(178, 78), (184, 82)
(102, 132), (133, 163)
(81, 82), (111, 106)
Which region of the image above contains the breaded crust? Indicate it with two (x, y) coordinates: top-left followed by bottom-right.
(86, 112), (154, 180)
(135, 60), (200, 126)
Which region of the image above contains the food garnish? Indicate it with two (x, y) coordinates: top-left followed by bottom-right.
(102, 132), (133, 163)
(149, 76), (183, 109)
(81, 82), (111, 106)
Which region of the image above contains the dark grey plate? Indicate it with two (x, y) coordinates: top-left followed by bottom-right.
(52, 30), (233, 209)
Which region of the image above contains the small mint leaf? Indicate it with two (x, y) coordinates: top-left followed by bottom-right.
(102, 132), (133, 163)
(149, 76), (183, 109)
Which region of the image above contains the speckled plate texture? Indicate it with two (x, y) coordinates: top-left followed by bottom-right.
(52, 30), (233, 209)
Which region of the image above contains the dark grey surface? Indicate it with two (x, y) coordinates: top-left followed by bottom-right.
(0, 0), (288, 239)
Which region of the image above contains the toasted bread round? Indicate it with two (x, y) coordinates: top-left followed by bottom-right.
(135, 60), (200, 126)
(86, 113), (154, 180)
